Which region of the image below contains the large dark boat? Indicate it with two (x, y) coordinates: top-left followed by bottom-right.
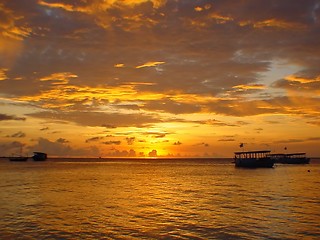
(32, 152), (47, 161)
(269, 153), (310, 164)
(234, 150), (274, 168)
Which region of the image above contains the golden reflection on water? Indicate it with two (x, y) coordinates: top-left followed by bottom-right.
(0, 159), (319, 239)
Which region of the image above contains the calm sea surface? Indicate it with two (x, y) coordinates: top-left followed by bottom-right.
(0, 158), (319, 239)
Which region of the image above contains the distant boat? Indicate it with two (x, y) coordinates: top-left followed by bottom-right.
(32, 152), (47, 161)
(9, 156), (28, 162)
(234, 150), (274, 168)
(9, 146), (28, 161)
(269, 153), (310, 164)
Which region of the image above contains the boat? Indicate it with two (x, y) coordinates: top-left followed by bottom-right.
(9, 146), (28, 161)
(234, 150), (274, 168)
(269, 153), (310, 164)
(9, 156), (28, 161)
(32, 152), (47, 161)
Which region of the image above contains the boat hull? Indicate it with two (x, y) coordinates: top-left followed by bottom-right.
(235, 157), (274, 168)
(276, 157), (310, 164)
(9, 157), (28, 162)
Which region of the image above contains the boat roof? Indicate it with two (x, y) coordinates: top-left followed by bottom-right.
(234, 150), (271, 154)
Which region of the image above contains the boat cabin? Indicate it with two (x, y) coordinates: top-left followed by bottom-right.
(234, 150), (274, 168)
(234, 150), (271, 160)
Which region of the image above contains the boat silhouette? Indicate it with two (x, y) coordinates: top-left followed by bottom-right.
(269, 153), (310, 164)
(32, 152), (47, 161)
(234, 150), (274, 168)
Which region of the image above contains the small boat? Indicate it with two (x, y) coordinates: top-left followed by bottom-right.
(32, 152), (47, 161)
(269, 153), (310, 164)
(9, 156), (28, 161)
(9, 146), (28, 161)
(234, 150), (274, 168)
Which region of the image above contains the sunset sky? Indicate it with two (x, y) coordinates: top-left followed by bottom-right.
(1, 0), (320, 158)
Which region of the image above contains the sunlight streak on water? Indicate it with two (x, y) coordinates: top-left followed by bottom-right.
(0, 159), (320, 239)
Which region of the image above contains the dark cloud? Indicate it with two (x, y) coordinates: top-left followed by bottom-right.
(148, 149), (157, 157)
(106, 148), (136, 157)
(307, 137), (320, 141)
(142, 131), (167, 138)
(142, 98), (201, 114)
(7, 131), (26, 138)
(272, 70), (320, 92)
(27, 111), (162, 128)
(85, 137), (103, 143)
(173, 141), (182, 145)
(194, 142), (210, 147)
(29, 137), (99, 157)
(274, 139), (304, 144)
(206, 96), (320, 117)
(0, 113), (26, 121)
(116, 104), (140, 111)
(195, 119), (247, 127)
(56, 138), (69, 143)
(102, 141), (121, 145)
(101, 124), (117, 129)
(2, 0), (317, 99)
(218, 138), (235, 142)
(125, 137), (135, 145)
(307, 120), (320, 126)
(128, 149), (136, 157)
(1, 0), (319, 110)
(0, 141), (24, 156)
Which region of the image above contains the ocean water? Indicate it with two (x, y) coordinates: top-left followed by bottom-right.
(0, 158), (319, 239)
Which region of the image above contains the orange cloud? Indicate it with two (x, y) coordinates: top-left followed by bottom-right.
(38, 0), (166, 12)
(0, 68), (8, 81)
(188, 11), (233, 29)
(194, 4), (211, 12)
(272, 73), (320, 93)
(114, 63), (125, 68)
(37, 0), (165, 30)
(209, 13), (233, 24)
(16, 82), (167, 111)
(232, 84), (266, 91)
(0, 3), (32, 40)
(194, 6), (203, 12)
(38, 0), (87, 12)
(40, 72), (78, 85)
(109, 0), (166, 9)
(2, 26), (32, 40)
(285, 75), (320, 84)
(253, 19), (306, 30)
(136, 61), (165, 69)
